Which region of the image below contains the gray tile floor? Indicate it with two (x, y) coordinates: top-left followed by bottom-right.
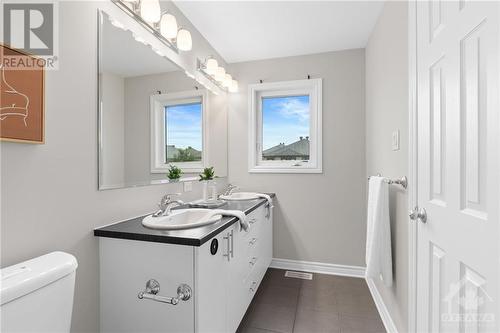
(237, 269), (386, 333)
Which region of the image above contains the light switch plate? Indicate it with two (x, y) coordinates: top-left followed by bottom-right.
(184, 181), (193, 192)
(392, 130), (400, 151)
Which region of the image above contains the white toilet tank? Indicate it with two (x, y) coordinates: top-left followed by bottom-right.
(1, 251), (78, 333)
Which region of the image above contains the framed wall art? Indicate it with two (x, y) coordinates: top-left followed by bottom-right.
(1, 44), (45, 144)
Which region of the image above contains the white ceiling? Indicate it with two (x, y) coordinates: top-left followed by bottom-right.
(174, 1), (385, 63)
(101, 15), (179, 78)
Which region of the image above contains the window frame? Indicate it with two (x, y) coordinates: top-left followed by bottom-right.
(248, 79), (322, 173)
(150, 89), (209, 173)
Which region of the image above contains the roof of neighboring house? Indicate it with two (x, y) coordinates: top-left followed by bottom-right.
(262, 137), (310, 158)
(166, 145), (202, 158)
(166, 145), (179, 157)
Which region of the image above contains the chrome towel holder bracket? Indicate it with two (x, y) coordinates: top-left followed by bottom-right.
(138, 279), (192, 305)
(368, 174), (408, 189)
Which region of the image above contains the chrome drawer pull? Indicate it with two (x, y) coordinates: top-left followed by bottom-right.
(138, 279), (192, 305)
(249, 257), (258, 266)
(249, 237), (257, 245)
(249, 218), (257, 224)
(249, 281), (257, 292)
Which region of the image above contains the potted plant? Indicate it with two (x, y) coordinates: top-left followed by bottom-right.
(167, 165), (183, 182)
(199, 167), (216, 201)
(199, 167), (215, 181)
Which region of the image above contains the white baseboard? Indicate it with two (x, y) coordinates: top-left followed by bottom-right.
(270, 258), (365, 278)
(366, 278), (399, 333)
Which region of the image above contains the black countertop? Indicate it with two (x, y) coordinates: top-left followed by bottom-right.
(94, 194), (274, 247)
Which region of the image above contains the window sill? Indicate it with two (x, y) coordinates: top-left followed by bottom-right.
(248, 166), (323, 174)
(151, 166), (205, 174)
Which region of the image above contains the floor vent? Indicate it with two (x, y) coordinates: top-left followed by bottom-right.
(284, 271), (313, 280)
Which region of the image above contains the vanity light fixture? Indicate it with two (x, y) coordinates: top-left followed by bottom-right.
(112, 0), (193, 53)
(140, 0), (161, 24)
(176, 28), (192, 51)
(205, 57), (218, 75)
(223, 74), (232, 88)
(159, 13), (178, 39)
(122, 0), (139, 11)
(215, 66), (226, 82)
(197, 58), (238, 94)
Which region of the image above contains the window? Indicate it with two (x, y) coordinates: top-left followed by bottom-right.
(248, 79), (322, 173)
(165, 102), (202, 163)
(151, 90), (208, 173)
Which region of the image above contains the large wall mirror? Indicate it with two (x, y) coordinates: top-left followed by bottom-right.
(98, 10), (228, 190)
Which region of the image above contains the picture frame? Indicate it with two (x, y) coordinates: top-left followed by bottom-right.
(0, 44), (45, 144)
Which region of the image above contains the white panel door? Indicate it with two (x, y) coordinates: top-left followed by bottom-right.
(416, 1), (499, 332)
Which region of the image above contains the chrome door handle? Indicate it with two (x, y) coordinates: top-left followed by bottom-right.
(409, 207), (427, 223)
(138, 279), (191, 305)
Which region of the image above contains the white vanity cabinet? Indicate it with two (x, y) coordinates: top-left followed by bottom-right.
(195, 203), (273, 333)
(98, 200), (273, 333)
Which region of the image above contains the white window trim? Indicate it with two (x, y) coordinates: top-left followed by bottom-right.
(248, 78), (323, 174)
(150, 89), (209, 173)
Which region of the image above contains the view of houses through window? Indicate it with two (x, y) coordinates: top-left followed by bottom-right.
(262, 95), (310, 161)
(165, 102), (203, 163)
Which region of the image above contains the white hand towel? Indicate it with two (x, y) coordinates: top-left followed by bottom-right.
(255, 193), (274, 208)
(210, 209), (249, 231)
(365, 176), (393, 287)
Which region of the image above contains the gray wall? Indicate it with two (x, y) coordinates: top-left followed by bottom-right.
(365, 2), (409, 331)
(123, 71), (228, 183)
(227, 49), (367, 266)
(0, 2), (227, 332)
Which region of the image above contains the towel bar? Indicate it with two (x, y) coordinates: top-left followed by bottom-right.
(368, 174), (407, 189)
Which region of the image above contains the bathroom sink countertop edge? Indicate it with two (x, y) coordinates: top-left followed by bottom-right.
(93, 193), (275, 247)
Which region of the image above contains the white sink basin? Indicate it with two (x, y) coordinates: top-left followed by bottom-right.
(219, 192), (260, 201)
(142, 209), (222, 230)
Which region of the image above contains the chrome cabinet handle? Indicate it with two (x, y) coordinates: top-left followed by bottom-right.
(138, 279), (191, 305)
(249, 281), (257, 292)
(249, 257), (258, 266)
(249, 237), (257, 245)
(249, 218), (257, 224)
(223, 230), (234, 261)
(230, 229), (234, 258)
(223, 232), (231, 261)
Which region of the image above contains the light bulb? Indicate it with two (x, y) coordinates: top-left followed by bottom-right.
(206, 57), (218, 75)
(223, 74), (232, 87)
(160, 13), (177, 39)
(177, 28), (192, 51)
(140, 0), (161, 24)
(229, 80), (238, 93)
(215, 66), (226, 82)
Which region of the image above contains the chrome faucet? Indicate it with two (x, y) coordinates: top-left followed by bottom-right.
(222, 184), (238, 196)
(152, 194), (185, 217)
